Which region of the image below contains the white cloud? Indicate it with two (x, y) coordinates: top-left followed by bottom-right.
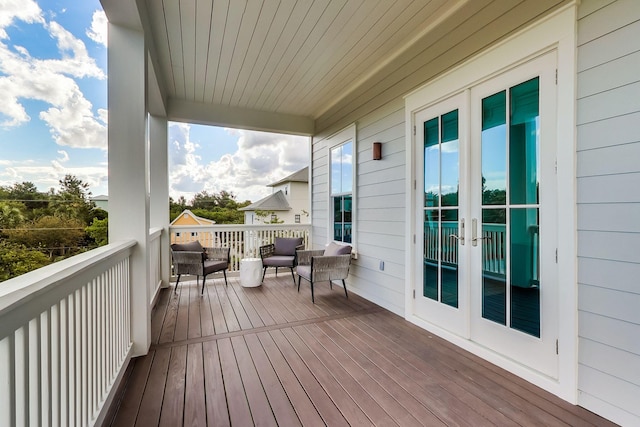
(0, 7), (106, 149)
(168, 124), (309, 203)
(0, 160), (107, 195)
(0, 0), (44, 39)
(57, 150), (69, 162)
(86, 10), (107, 47)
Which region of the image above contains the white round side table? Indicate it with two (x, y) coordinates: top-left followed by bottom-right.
(240, 258), (262, 287)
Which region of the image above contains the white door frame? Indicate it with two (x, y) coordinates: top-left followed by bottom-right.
(404, 5), (578, 403)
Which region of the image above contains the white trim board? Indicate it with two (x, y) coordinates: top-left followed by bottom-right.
(404, 4), (578, 403)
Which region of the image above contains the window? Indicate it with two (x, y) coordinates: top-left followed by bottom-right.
(295, 214), (301, 223)
(175, 232), (181, 237)
(191, 232), (198, 237)
(331, 141), (353, 243)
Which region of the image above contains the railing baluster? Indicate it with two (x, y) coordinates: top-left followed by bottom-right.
(40, 310), (50, 427)
(0, 335), (14, 427)
(16, 327), (27, 426)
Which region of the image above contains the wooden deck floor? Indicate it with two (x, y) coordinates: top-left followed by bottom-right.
(109, 275), (614, 427)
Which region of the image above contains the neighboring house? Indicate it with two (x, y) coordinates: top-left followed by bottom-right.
(170, 209), (215, 244)
(32, 1), (638, 424)
(240, 167), (310, 224)
(91, 194), (108, 211)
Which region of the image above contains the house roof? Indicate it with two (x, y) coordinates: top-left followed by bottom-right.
(268, 167), (309, 187)
(170, 209), (216, 226)
(99, 0), (568, 135)
(239, 190), (291, 212)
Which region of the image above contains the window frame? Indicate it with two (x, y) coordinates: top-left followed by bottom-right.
(327, 124), (356, 247)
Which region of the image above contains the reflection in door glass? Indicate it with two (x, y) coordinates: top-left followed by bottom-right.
(441, 209), (459, 308)
(480, 78), (541, 338)
(510, 208), (540, 337)
(482, 91), (507, 205)
(424, 211), (438, 301)
(481, 209), (506, 325)
(424, 118), (440, 208)
(423, 110), (459, 308)
(510, 78), (540, 205)
(441, 110), (459, 207)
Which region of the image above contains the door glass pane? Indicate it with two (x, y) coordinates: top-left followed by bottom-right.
(441, 110), (459, 207)
(510, 78), (539, 205)
(423, 210), (438, 300)
(510, 208), (540, 337)
(441, 209), (459, 308)
(482, 208), (506, 325)
(481, 91), (507, 205)
(424, 118), (440, 207)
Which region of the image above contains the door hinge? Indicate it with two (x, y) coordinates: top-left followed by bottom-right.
(414, 179), (417, 190)
(556, 339), (559, 355)
(555, 248), (558, 263)
(555, 159), (557, 174)
(413, 234), (416, 244)
(413, 289), (416, 299)
(555, 69), (558, 85)
(413, 125), (416, 136)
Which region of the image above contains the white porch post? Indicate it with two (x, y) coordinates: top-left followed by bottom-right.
(149, 115), (170, 289)
(107, 23), (151, 356)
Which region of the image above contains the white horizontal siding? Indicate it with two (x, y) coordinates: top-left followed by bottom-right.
(577, 0), (640, 424)
(311, 99), (406, 315)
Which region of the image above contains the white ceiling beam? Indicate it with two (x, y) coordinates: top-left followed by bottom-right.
(167, 98), (315, 136)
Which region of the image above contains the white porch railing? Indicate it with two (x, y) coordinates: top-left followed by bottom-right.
(149, 227), (163, 306)
(424, 222), (508, 275)
(424, 221), (540, 286)
(170, 224), (311, 272)
(0, 240), (136, 427)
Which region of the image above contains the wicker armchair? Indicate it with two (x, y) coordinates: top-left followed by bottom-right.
(295, 242), (352, 303)
(259, 237), (304, 285)
(170, 241), (230, 295)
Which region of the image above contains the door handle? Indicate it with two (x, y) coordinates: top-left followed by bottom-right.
(471, 218), (491, 246)
(449, 218), (465, 245)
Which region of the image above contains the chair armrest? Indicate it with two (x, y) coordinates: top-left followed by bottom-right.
(259, 244), (275, 259)
(296, 249), (325, 266)
(204, 247), (230, 261)
(311, 254), (351, 281)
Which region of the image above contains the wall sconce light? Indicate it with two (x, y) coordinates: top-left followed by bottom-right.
(373, 142), (382, 160)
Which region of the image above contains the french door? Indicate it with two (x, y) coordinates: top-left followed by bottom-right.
(414, 52), (558, 377)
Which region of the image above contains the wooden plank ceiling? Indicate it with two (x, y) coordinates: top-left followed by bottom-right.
(146, 0), (461, 120)
(97, 0), (571, 131)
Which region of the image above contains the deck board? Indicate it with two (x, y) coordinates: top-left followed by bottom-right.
(110, 276), (616, 427)
(135, 348), (170, 427)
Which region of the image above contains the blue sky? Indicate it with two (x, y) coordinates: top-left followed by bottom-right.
(0, 0), (309, 203)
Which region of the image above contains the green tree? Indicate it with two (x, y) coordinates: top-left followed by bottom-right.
(50, 175), (96, 224)
(0, 202), (26, 229)
(86, 217), (109, 247)
(8, 216), (86, 259)
(0, 241), (50, 281)
(3, 181), (49, 215)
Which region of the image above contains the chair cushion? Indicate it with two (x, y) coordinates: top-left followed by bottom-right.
(171, 241), (204, 252)
(296, 265), (311, 280)
(274, 237), (303, 255)
(262, 255), (295, 267)
(324, 242), (352, 256)
(171, 241), (206, 260)
(203, 259), (227, 275)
